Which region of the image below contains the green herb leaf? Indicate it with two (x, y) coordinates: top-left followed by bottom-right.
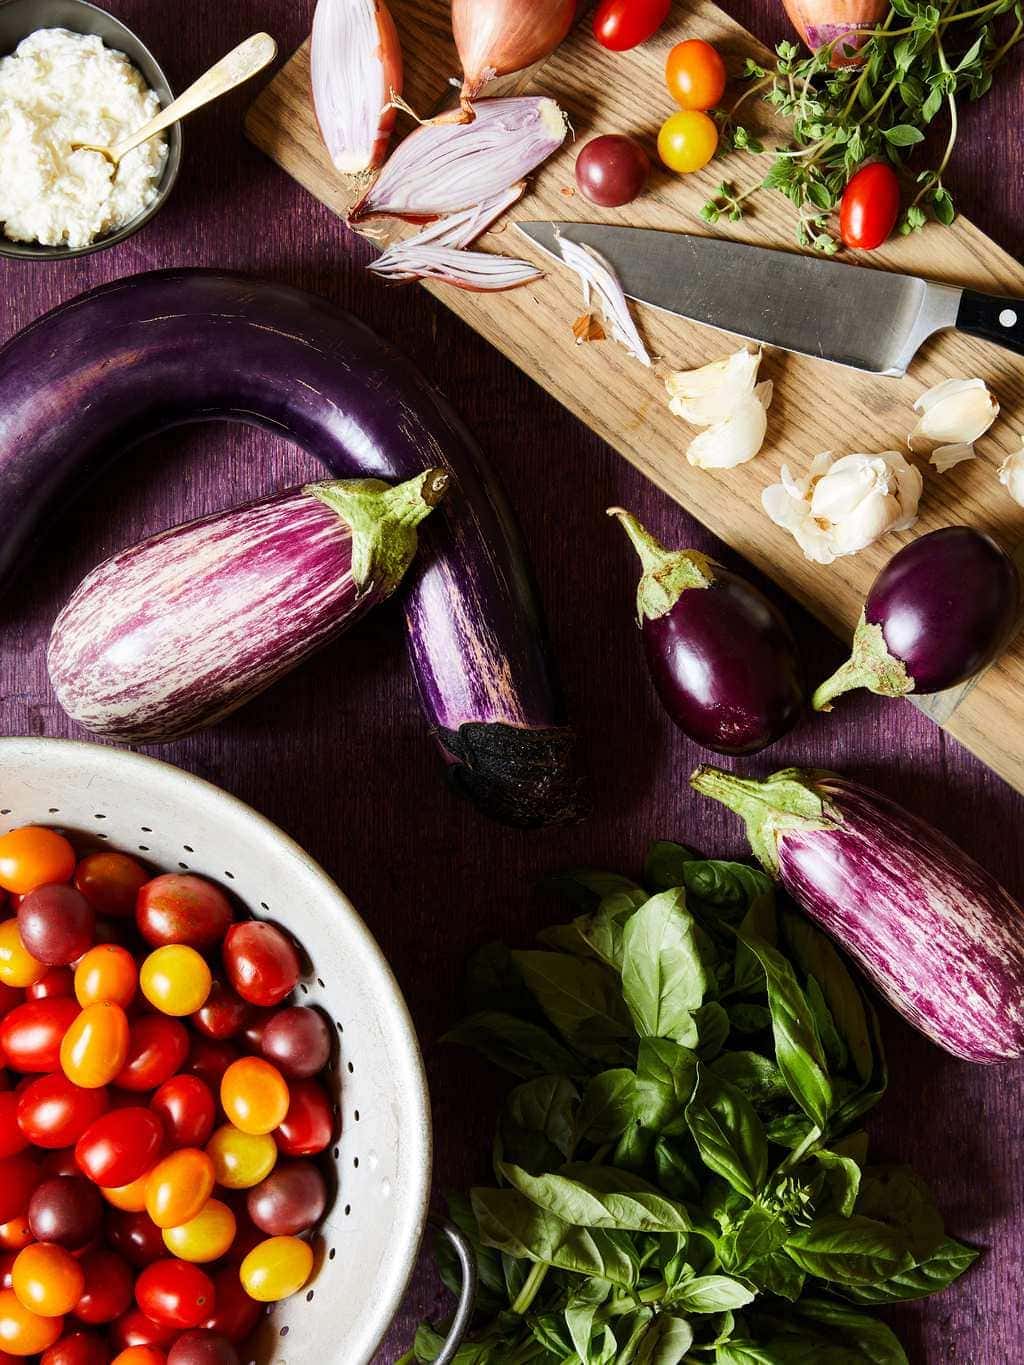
(686, 1063), (768, 1201)
(635, 1038), (697, 1134)
(854, 1166), (945, 1260)
(574, 890), (647, 971)
(644, 840), (700, 890)
(512, 951), (634, 1061)
(443, 1011), (584, 1081)
(654, 1137), (702, 1202)
(794, 1296), (910, 1363)
(497, 1075), (579, 1175)
(471, 1187), (640, 1287)
(633, 1313), (695, 1363)
(622, 890), (708, 1045)
(813, 1149), (862, 1218)
(498, 1161), (709, 1234)
(837, 1235), (979, 1303)
(784, 1214), (915, 1285)
(667, 1274), (756, 1312)
(710, 1050), (789, 1106)
(575, 1068), (638, 1146)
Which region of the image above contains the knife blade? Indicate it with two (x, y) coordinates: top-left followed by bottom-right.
(516, 222), (1024, 376)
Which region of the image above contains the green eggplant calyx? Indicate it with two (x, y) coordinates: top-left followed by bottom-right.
(689, 765), (842, 876)
(812, 615), (915, 712)
(607, 507), (715, 624)
(306, 467), (449, 597)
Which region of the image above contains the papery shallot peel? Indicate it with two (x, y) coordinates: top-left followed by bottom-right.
(451, 0), (575, 118)
(350, 97), (568, 221)
(691, 765), (1024, 1062)
(311, 0), (403, 174)
(0, 270), (584, 829)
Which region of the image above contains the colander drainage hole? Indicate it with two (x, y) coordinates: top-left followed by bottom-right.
(49, 807), (60, 814)
(329, 1248), (336, 1260)
(183, 844), (194, 853)
(354, 1110), (359, 1122)
(300, 984), (308, 996)
(316, 978), (325, 989)
(347, 1062), (354, 1074)
(96, 833), (108, 840)
(260, 901), (270, 912)
(93, 813), (106, 819)
(333, 1147), (339, 1160)
(141, 826), (152, 833)
(280, 1325), (289, 1338)
(335, 1021), (343, 1033)
(306, 1290), (314, 1302)
(1, 810), (11, 816)
(224, 870), (235, 880)
(353, 1157), (358, 1169)
(138, 845), (149, 852)
(178, 863), (189, 870)
(344, 1205), (351, 1216)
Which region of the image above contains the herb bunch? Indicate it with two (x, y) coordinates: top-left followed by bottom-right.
(403, 842), (977, 1365)
(703, 0), (1022, 251)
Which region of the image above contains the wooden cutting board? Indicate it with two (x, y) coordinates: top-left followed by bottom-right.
(245, 3), (1024, 795)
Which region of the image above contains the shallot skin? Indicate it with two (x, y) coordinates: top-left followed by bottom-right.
(311, 0), (403, 173)
(453, 0), (575, 112)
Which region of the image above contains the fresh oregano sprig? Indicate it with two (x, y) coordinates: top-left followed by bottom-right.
(703, 0), (1022, 250)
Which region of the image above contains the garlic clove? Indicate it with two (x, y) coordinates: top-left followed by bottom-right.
(998, 443), (1024, 507)
(665, 348), (762, 426)
(686, 391), (769, 468)
(908, 377), (999, 454)
(929, 443), (976, 473)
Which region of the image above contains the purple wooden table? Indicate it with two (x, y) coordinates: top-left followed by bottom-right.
(1, 3), (1022, 1360)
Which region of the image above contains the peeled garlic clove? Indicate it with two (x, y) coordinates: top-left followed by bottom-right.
(930, 443), (976, 473)
(998, 443), (1024, 506)
(665, 348), (761, 425)
(908, 377), (999, 454)
(686, 390), (769, 468)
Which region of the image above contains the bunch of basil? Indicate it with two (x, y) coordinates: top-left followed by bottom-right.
(408, 842), (978, 1365)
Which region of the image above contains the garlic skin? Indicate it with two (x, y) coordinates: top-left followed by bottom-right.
(687, 381), (773, 469)
(929, 443), (976, 473)
(762, 449), (923, 565)
(998, 444), (1024, 507)
(908, 377), (999, 465)
(666, 348), (772, 466)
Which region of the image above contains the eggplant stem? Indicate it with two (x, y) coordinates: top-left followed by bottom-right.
(690, 765), (839, 875)
(812, 618), (914, 712)
(607, 507), (714, 622)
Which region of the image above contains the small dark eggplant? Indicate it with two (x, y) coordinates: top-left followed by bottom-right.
(611, 509), (805, 755)
(813, 526), (1020, 711)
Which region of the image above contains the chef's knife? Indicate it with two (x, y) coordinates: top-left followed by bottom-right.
(516, 222), (1024, 376)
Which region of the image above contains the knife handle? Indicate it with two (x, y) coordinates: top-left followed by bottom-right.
(956, 290), (1024, 357)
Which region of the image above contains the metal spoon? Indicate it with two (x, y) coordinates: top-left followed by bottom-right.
(73, 31), (277, 166)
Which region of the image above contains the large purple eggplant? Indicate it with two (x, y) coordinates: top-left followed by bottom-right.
(611, 510), (804, 755)
(0, 270), (583, 828)
(813, 526), (1020, 711)
(48, 471), (447, 742)
(691, 765), (1024, 1062)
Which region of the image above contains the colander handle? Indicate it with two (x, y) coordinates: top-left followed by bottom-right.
(428, 1213), (478, 1365)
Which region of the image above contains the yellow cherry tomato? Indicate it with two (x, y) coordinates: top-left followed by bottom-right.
(74, 945), (138, 1008)
(206, 1124), (277, 1190)
(239, 1235), (314, 1302)
(12, 1242), (84, 1317)
(0, 1287), (63, 1354)
(145, 1148), (216, 1229)
(0, 828), (76, 896)
(0, 921), (47, 989)
(139, 945), (212, 1017)
(657, 109), (719, 174)
(162, 1197), (236, 1263)
(220, 1058), (290, 1137)
(59, 1001), (130, 1089)
(102, 1170), (153, 1213)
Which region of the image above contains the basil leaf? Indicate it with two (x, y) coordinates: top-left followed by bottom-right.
(644, 840), (700, 891)
(622, 890), (708, 1046)
(471, 1187), (639, 1287)
(545, 869), (646, 913)
(529, 1314), (573, 1356)
(728, 1003), (772, 1034)
(614, 1118), (657, 1173)
(794, 1297), (909, 1363)
(634, 1313), (695, 1363)
(686, 1063), (768, 1201)
(565, 1279), (612, 1363)
(781, 913), (874, 1085)
(854, 1166), (944, 1260)
(716, 1342), (820, 1364)
(805, 976), (848, 1073)
(436, 1192), (506, 1311)
(765, 1111), (817, 1150)
(736, 931), (832, 1132)
(574, 890), (647, 971)
(654, 1137), (702, 1202)
(813, 1149), (862, 1218)
(667, 1274), (756, 1312)
(683, 860), (775, 922)
(512, 951), (634, 1061)
(615, 1307), (655, 1357)
(635, 1038), (697, 1135)
(575, 1068), (638, 1146)
(538, 921), (598, 958)
(497, 1075), (579, 1176)
(711, 1050), (789, 1106)
(413, 1324), (502, 1363)
(784, 1214), (914, 1285)
(719, 1204), (790, 1271)
(837, 1235), (979, 1304)
(743, 1249), (806, 1301)
(463, 942), (535, 1016)
(443, 1011), (585, 1081)
(498, 1161), (709, 1234)
(695, 1002), (731, 1060)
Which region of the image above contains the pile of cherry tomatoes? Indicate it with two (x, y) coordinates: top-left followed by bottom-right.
(0, 825), (337, 1365)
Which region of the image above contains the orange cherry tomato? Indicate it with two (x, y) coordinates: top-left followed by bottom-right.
(102, 1172), (153, 1214)
(0, 831), (76, 897)
(60, 1004), (130, 1089)
(139, 948), (211, 1018)
(220, 1059), (289, 1137)
(0, 925), (47, 990)
(74, 947), (137, 1009)
(12, 1243), (84, 1317)
(665, 39), (727, 110)
(74, 853), (149, 919)
(239, 1235), (313, 1302)
(0, 1287), (63, 1354)
(205, 1125), (276, 1190)
(112, 1350), (166, 1365)
(0, 1222), (31, 1253)
(144, 1150), (215, 1230)
(161, 1198), (235, 1263)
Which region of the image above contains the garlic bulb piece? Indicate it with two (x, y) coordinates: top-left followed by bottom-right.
(687, 381), (773, 469)
(908, 377), (999, 463)
(998, 443), (1024, 507)
(929, 444), (976, 473)
(666, 348), (762, 425)
(762, 449), (923, 565)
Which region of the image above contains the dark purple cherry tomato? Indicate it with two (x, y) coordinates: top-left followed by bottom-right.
(18, 885), (95, 966)
(839, 162), (901, 250)
(28, 1176), (103, 1248)
(169, 1332), (240, 1365)
(136, 875), (232, 951)
(575, 135), (650, 207)
(246, 1160), (326, 1236)
(258, 1006), (331, 1079)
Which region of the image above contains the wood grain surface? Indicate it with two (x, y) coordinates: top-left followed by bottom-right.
(247, 0), (1024, 796)
(1, 2), (1022, 1362)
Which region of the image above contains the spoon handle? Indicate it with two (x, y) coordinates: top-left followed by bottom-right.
(111, 32), (278, 161)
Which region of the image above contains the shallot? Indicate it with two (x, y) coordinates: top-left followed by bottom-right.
(557, 236), (650, 366)
(368, 184), (527, 282)
(369, 245), (541, 290)
(451, 0), (575, 119)
(311, 0), (403, 175)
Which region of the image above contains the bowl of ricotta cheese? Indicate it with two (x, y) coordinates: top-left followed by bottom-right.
(0, 0), (182, 258)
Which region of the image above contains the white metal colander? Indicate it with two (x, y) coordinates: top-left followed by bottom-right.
(0, 738), (474, 1365)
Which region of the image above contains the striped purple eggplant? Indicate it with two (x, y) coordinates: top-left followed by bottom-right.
(0, 270), (584, 828)
(47, 471), (447, 742)
(691, 765), (1024, 1063)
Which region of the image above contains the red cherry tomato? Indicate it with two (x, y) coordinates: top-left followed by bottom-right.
(191, 983), (249, 1042)
(200, 1268), (263, 1344)
(0, 987), (21, 1021)
(74, 1249), (134, 1324)
(0, 999), (79, 1073)
(0, 830), (76, 897)
(136, 878), (232, 952)
(0, 1156), (40, 1224)
(109, 1305), (177, 1349)
(41, 1331), (111, 1365)
(0, 1097), (27, 1159)
(27, 969), (75, 1002)
(222, 923), (299, 1008)
(17, 1075), (109, 1149)
(75, 1108), (163, 1187)
(135, 1260), (215, 1331)
(0, 1252), (14, 1289)
(75, 853), (149, 919)
(150, 1078), (215, 1150)
(60, 1003), (130, 1089)
(273, 1079), (333, 1157)
(185, 1041), (238, 1093)
(105, 1212), (166, 1270)
(41, 1149), (79, 1179)
(665, 39), (727, 111)
(839, 161), (901, 250)
(114, 1017), (189, 1093)
(593, 0), (669, 50)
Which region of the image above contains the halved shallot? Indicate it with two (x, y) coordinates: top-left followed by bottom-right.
(349, 97), (568, 221)
(451, 0), (575, 119)
(368, 183), (525, 280)
(311, 0), (403, 175)
(369, 245), (541, 291)
(557, 235), (651, 367)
